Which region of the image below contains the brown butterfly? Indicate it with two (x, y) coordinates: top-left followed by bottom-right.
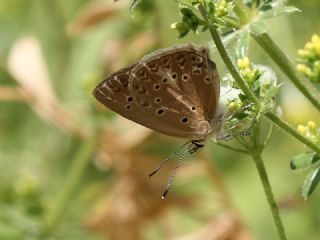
(93, 44), (222, 198)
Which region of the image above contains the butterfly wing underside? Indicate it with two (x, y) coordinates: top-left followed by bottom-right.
(93, 64), (182, 131)
(128, 44), (220, 139)
(93, 44), (220, 140)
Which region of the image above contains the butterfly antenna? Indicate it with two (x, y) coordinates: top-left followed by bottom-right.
(148, 141), (191, 178)
(162, 143), (196, 199)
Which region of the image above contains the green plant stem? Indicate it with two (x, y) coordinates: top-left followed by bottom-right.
(212, 140), (249, 154)
(41, 131), (98, 238)
(264, 112), (320, 154)
(251, 153), (287, 240)
(253, 33), (320, 111)
(198, 5), (288, 239)
(198, 5), (261, 111)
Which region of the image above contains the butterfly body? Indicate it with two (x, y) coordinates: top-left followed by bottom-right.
(93, 44), (221, 141)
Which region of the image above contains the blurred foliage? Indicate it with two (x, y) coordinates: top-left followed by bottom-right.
(1, 0), (320, 240)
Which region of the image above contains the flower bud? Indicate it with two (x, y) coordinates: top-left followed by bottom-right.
(297, 125), (307, 135)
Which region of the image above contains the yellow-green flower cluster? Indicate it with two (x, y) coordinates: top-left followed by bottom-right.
(214, 0), (234, 17)
(297, 34), (320, 82)
(237, 57), (260, 84)
(297, 121), (320, 144)
(228, 99), (242, 112)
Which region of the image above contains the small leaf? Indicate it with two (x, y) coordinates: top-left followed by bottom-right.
(258, 6), (301, 20)
(263, 85), (280, 99)
(249, 21), (268, 35)
(238, 93), (248, 102)
(233, 112), (249, 120)
(291, 152), (320, 170)
(130, 0), (142, 13)
(302, 167), (320, 199)
(178, 29), (190, 39)
(180, 7), (195, 17)
(235, 30), (250, 59)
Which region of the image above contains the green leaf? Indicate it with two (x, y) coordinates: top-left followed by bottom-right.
(258, 6), (300, 20)
(180, 7), (195, 17)
(235, 30), (250, 59)
(238, 93), (248, 102)
(290, 152), (320, 170)
(249, 21), (268, 35)
(233, 112), (249, 120)
(178, 29), (190, 39)
(130, 0), (143, 12)
(302, 167), (320, 199)
(263, 85), (280, 99)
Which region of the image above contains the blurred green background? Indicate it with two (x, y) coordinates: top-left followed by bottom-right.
(1, 0), (320, 239)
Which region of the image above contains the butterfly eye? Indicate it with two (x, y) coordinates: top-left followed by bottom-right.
(191, 106), (196, 111)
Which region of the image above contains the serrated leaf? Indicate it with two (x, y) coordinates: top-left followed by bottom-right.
(235, 30), (250, 59)
(258, 6), (300, 20)
(302, 167), (320, 199)
(290, 152), (320, 170)
(249, 21), (268, 35)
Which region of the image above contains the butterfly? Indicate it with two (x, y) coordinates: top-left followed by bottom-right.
(93, 43), (223, 198)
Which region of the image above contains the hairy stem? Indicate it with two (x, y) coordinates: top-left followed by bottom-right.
(252, 153), (287, 240)
(264, 112), (320, 154)
(41, 131), (98, 238)
(198, 5), (289, 239)
(253, 33), (320, 111)
(198, 5), (261, 111)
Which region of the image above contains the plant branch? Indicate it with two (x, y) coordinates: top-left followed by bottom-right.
(251, 153), (287, 240)
(264, 112), (320, 154)
(212, 140), (249, 154)
(198, 5), (261, 111)
(252, 33), (320, 111)
(41, 130), (98, 238)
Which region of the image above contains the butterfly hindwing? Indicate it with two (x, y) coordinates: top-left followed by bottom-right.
(128, 44), (220, 139)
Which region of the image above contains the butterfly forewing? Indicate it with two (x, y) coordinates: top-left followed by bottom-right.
(93, 64), (178, 130)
